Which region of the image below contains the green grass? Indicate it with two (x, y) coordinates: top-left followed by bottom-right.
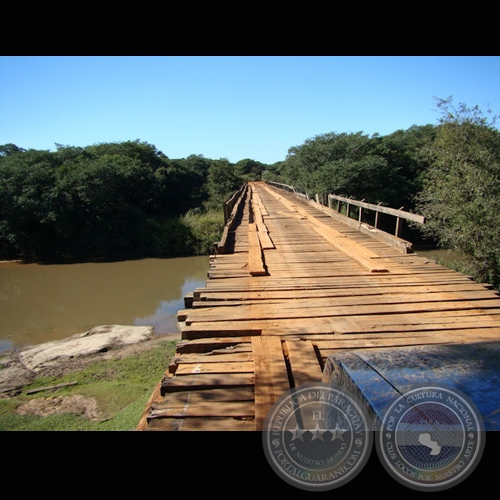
(0, 339), (178, 431)
(182, 208), (225, 255)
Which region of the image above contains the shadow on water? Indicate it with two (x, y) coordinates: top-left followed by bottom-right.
(0, 255), (209, 351)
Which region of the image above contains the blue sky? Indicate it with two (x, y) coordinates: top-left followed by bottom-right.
(1, 56), (499, 165)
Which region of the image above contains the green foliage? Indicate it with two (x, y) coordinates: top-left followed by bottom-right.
(373, 125), (436, 209)
(0, 143), (26, 157)
(0, 340), (178, 431)
(182, 208), (225, 255)
(234, 158), (267, 181)
(0, 141), (227, 262)
(205, 158), (242, 210)
(416, 97), (500, 288)
(281, 131), (406, 205)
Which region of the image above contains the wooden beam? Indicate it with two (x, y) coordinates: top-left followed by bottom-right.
(248, 223), (267, 275)
(252, 336), (290, 430)
(285, 340), (323, 387)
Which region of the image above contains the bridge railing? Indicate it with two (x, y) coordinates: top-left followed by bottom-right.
(266, 181), (426, 253)
(217, 183), (248, 254)
(326, 193), (426, 237)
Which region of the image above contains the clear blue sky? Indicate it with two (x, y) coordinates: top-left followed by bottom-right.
(1, 56), (499, 165)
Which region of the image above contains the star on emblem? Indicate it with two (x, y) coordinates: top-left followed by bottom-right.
(330, 424), (347, 442)
(289, 423), (306, 441)
(310, 423), (327, 441)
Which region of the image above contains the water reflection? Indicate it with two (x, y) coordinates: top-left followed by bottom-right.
(134, 277), (207, 332)
(0, 256), (209, 351)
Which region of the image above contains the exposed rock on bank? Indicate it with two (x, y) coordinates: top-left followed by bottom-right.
(0, 325), (160, 396)
(18, 325), (154, 372)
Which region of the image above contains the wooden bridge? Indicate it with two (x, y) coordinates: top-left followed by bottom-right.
(137, 181), (500, 431)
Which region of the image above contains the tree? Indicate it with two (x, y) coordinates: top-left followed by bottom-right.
(373, 124), (436, 209)
(205, 158), (241, 210)
(0, 141), (207, 262)
(415, 97), (500, 288)
(0, 148), (59, 260)
(0, 143), (26, 157)
(281, 131), (396, 203)
(234, 158), (267, 181)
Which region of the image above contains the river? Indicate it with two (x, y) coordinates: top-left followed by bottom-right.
(0, 255), (210, 352)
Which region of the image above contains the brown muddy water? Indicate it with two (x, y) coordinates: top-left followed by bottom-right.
(0, 255), (210, 352)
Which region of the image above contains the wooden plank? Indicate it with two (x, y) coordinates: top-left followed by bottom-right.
(174, 361), (254, 375)
(136, 379), (163, 431)
(146, 417), (255, 431)
(148, 401), (255, 419)
(175, 337), (253, 354)
(171, 352), (253, 364)
(161, 372), (254, 394)
(198, 282), (498, 302)
(315, 329), (500, 349)
(199, 273), (480, 292)
(251, 189), (275, 249)
(180, 312), (500, 338)
(252, 336), (291, 430)
(285, 340), (323, 387)
(182, 298), (500, 325)
(181, 328), (262, 341)
(193, 288), (500, 309)
(248, 223), (267, 275)
(152, 387), (255, 408)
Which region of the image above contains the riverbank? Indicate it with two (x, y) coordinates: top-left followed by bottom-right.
(0, 327), (180, 430)
(0, 325), (180, 395)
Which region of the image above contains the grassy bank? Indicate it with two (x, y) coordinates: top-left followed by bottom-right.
(0, 339), (178, 431)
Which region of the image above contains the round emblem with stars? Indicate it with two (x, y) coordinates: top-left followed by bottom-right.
(262, 384), (373, 491)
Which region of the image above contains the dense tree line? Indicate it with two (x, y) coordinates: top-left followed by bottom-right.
(0, 141), (241, 262)
(264, 126), (436, 211)
(2, 97), (499, 289)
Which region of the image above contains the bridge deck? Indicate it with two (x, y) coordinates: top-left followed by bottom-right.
(137, 181), (500, 431)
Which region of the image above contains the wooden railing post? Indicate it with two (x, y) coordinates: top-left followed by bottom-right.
(395, 217), (402, 237)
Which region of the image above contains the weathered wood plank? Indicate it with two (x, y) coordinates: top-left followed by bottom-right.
(314, 329), (500, 351)
(251, 190), (275, 249)
(161, 372), (254, 394)
(175, 337), (253, 354)
(182, 298), (500, 325)
(248, 223), (267, 276)
(197, 282), (498, 302)
(148, 401), (255, 419)
(252, 336), (291, 430)
(146, 417), (255, 431)
(285, 340), (323, 387)
(152, 387), (255, 408)
(173, 361), (254, 375)
(171, 352), (253, 365)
